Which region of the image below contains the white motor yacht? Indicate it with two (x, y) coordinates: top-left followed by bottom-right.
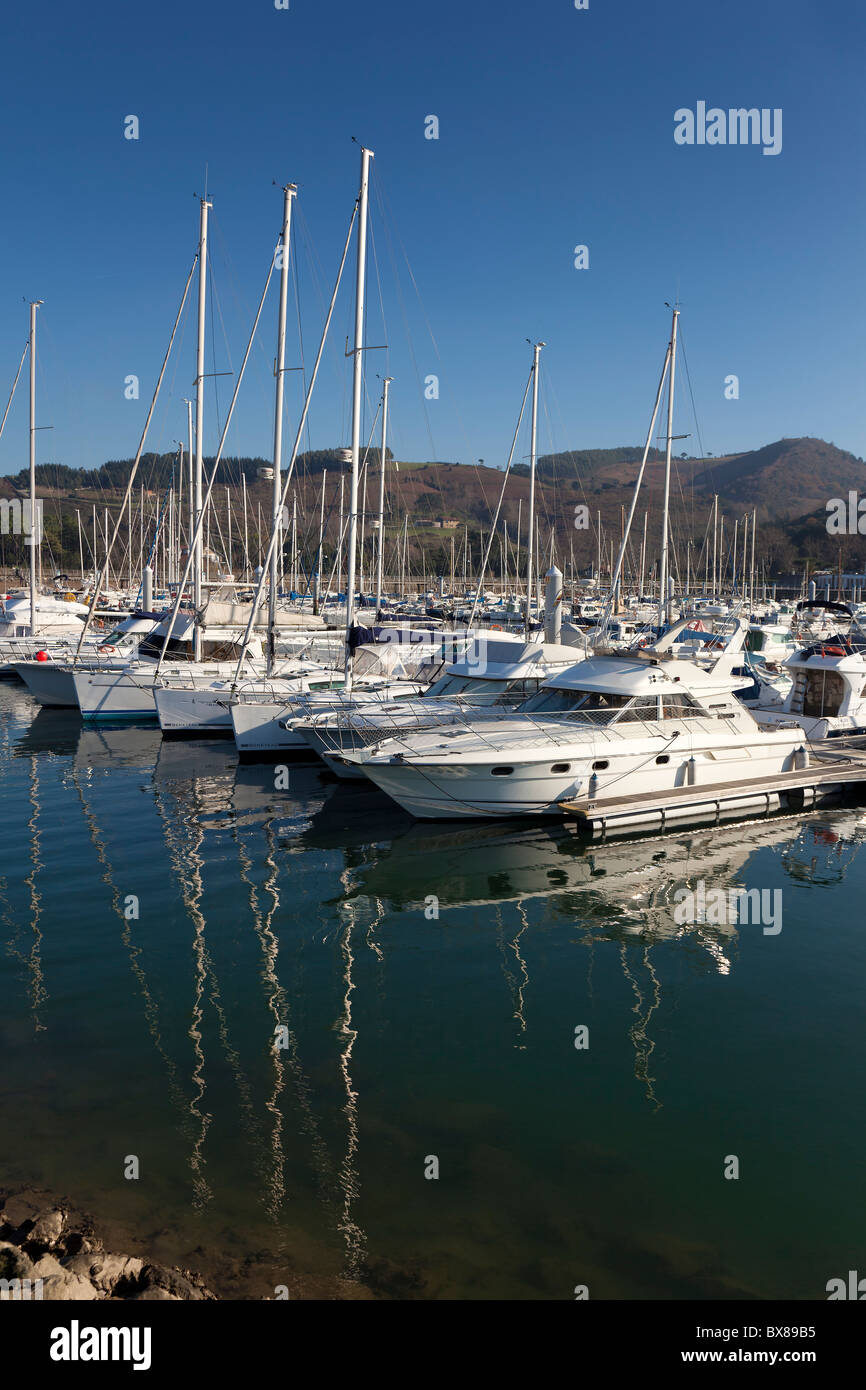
(751, 614), (866, 740)
(345, 622), (808, 821)
(294, 636), (585, 779)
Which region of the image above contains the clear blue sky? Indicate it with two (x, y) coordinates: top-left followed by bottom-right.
(1, 0), (863, 478)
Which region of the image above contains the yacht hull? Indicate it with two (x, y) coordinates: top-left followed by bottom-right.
(14, 662), (83, 706)
(73, 670), (158, 721)
(231, 701), (308, 756)
(154, 685), (234, 735)
(359, 735), (805, 821)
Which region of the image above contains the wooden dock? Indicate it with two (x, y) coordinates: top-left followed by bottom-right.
(559, 742), (866, 838)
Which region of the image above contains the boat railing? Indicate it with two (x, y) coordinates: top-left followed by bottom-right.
(328, 702), (748, 757)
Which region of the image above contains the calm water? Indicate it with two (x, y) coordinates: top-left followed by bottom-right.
(1, 682), (864, 1300)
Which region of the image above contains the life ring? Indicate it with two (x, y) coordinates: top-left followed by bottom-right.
(98, 644), (117, 654)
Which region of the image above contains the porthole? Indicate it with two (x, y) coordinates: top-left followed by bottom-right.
(491, 766), (514, 776)
(655, 754), (670, 764)
(592, 759), (609, 771)
(551, 762), (571, 773)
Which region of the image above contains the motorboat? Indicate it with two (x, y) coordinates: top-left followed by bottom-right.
(344, 620), (808, 821)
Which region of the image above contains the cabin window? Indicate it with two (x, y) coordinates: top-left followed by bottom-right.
(617, 696), (662, 722)
(137, 634), (191, 660)
(660, 693), (704, 719)
(491, 766), (514, 776)
(551, 762), (571, 773)
(803, 670), (845, 719)
(655, 754), (670, 764)
(520, 688), (629, 718)
(592, 760), (609, 771)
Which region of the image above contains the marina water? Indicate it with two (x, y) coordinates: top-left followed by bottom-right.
(1, 683), (863, 1300)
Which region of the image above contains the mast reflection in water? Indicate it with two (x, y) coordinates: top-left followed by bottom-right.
(2, 685), (866, 1299)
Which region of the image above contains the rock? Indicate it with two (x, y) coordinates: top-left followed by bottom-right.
(30, 1208), (65, 1247)
(139, 1263), (207, 1300)
(0, 1186), (216, 1300)
(40, 1273), (100, 1301)
(91, 1254), (145, 1294)
(0, 1241), (34, 1280)
(29, 1253), (66, 1279)
(65, 1233), (103, 1257)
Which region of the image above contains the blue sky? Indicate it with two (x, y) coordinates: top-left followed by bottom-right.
(0, 0), (863, 477)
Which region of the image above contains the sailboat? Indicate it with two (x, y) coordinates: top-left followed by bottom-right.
(224, 148), (441, 754)
(0, 303), (94, 671)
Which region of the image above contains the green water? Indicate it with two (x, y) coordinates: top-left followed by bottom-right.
(1, 684), (864, 1300)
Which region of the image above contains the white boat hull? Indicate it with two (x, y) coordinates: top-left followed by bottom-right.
(231, 701), (308, 754)
(74, 662), (250, 722)
(154, 684), (235, 734)
(358, 734), (806, 821)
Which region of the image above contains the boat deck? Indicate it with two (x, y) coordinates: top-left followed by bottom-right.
(559, 740), (866, 837)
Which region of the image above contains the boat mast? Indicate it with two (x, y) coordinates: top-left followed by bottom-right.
(524, 340), (544, 639)
(344, 145), (374, 690)
(658, 305), (679, 629)
(314, 468), (326, 614)
(28, 300), (42, 635)
(375, 375), (392, 615)
(268, 182), (297, 675)
(193, 196), (211, 663)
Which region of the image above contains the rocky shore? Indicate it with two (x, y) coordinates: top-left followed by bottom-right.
(0, 1189), (215, 1301)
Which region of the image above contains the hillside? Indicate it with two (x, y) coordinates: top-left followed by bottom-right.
(1, 436), (865, 580)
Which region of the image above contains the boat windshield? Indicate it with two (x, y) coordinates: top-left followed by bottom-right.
(426, 674), (509, 698)
(99, 625), (137, 647)
(519, 687), (632, 718)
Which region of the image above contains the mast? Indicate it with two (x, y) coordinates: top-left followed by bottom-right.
(193, 195), (211, 663)
(375, 376), (392, 615)
(344, 145), (374, 690)
(639, 511), (647, 602)
(27, 300), (42, 634)
(242, 473), (249, 581)
(658, 305), (679, 629)
(524, 340), (543, 638)
(712, 493), (718, 600)
(596, 511), (601, 587)
(268, 182), (297, 674)
(337, 477), (344, 593)
(184, 398), (194, 583)
(314, 468), (326, 614)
